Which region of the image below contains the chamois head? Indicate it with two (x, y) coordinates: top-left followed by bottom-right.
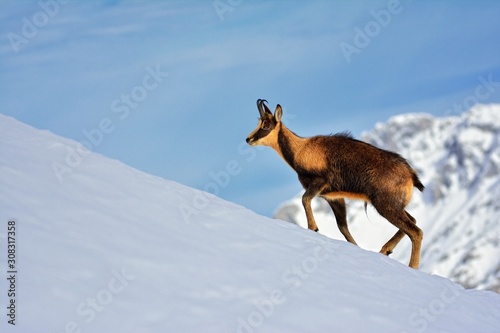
(246, 99), (282, 147)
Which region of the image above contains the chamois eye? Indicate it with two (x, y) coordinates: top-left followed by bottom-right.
(262, 121), (272, 130)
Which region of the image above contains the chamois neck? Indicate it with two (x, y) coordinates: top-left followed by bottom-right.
(280, 124), (305, 144)
(276, 124), (307, 169)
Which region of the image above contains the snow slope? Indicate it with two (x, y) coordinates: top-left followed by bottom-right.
(275, 104), (500, 292)
(1, 113), (499, 333)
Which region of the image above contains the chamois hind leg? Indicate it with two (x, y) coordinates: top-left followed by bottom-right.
(327, 199), (357, 245)
(380, 212), (417, 256)
(375, 206), (423, 269)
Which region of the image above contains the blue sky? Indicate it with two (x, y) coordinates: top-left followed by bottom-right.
(1, 0), (500, 216)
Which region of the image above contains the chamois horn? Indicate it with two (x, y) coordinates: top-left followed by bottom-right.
(256, 99), (270, 118)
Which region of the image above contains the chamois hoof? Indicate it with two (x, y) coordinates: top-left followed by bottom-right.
(313, 228), (319, 232)
(380, 249), (393, 256)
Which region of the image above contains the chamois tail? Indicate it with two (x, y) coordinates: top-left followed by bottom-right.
(412, 172), (425, 192)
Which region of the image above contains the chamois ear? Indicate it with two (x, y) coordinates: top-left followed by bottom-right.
(274, 104), (283, 122)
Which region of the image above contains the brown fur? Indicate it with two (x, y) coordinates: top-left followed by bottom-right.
(246, 100), (424, 269)
(321, 191), (370, 202)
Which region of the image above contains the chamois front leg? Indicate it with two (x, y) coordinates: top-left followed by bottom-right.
(327, 199), (357, 245)
(301, 184), (325, 232)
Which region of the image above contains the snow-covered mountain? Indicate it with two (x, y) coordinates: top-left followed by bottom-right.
(274, 104), (500, 293)
(1, 113), (500, 333)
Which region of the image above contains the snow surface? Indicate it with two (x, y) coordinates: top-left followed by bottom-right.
(1, 113), (500, 332)
(275, 104), (500, 293)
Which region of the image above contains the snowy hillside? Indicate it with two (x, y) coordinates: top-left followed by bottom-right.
(275, 104), (500, 292)
(1, 113), (500, 333)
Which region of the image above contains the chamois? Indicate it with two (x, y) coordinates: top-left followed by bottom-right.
(246, 99), (424, 269)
